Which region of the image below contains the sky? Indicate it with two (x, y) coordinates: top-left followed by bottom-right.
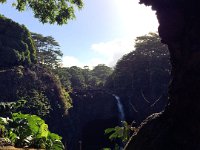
(0, 0), (159, 68)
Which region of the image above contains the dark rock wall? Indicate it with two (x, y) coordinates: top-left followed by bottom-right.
(125, 1), (200, 150)
(118, 90), (168, 124)
(64, 90), (119, 150)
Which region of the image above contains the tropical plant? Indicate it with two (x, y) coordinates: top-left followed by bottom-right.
(0, 113), (64, 149)
(20, 90), (51, 117)
(0, 100), (26, 116)
(105, 121), (132, 143)
(0, 90), (51, 118)
(104, 121), (134, 149)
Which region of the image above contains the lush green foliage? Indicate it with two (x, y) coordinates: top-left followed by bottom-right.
(90, 64), (113, 87)
(54, 64), (113, 90)
(0, 100), (26, 116)
(32, 32), (63, 69)
(104, 121), (134, 149)
(67, 66), (86, 89)
(54, 67), (72, 90)
(0, 15), (36, 68)
(20, 90), (51, 117)
(0, 65), (72, 118)
(0, 0), (83, 25)
(0, 91), (51, 118)
(0, 113), (64, 149)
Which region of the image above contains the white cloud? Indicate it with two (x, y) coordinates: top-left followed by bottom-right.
(91, 37), (135, 67)
(62, 38), (136, 68)
(62, 56), (84, 68)
(62, 56), (107, 69)
(88, 58), (104, 66)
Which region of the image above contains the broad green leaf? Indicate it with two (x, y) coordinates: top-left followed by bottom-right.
(37, 123), (48, 138)
(105, 127), (116, 134)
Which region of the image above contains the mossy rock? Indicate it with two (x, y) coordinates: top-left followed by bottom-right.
(0, 15), (36, 68)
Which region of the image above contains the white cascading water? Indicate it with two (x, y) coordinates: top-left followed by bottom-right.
(113, 94), (125, 122)
(113, 94), (125, 150)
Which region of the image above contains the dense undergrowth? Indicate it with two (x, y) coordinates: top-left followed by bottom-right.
(0, 113), (64, 149)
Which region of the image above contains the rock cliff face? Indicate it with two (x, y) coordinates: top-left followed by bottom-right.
(118, 91), (168, 124)
(126, 1), (200, 150)
(64, 90), (119, 150)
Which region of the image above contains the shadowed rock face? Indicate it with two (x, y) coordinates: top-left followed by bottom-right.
(64, 90), (119, 150)
(126, 1), (200, 150)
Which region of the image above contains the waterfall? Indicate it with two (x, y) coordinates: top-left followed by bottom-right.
(113, 95), (126, 149)
(113, 94), (125, 122)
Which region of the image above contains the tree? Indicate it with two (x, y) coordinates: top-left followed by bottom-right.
(68, 66), (86, 89)
(54, 64), (113, 90)
(81, 66), (92, 88)
(54, 67), (72, 91)
(0, 0), (83, 25)
(91, 64), (113, 87)
(0, 15), (36, 68)
(31, 33), (63, 69)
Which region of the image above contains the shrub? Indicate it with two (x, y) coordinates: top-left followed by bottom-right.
(0, 113), (64, 149)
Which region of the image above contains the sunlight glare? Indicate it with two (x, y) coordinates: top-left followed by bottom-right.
(113, 0), (159, 37)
